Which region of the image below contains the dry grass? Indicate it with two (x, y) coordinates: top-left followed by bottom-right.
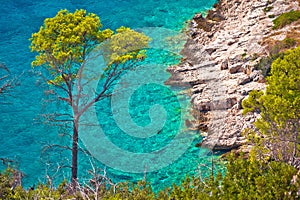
(262, 37), (298, 55)
(286, 30), (300, 41)
(261, 20), (300, 54)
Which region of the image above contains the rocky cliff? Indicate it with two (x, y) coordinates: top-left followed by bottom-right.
(167, 0), (300, 151)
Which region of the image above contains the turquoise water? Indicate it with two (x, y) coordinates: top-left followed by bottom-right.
(0, 0), (217, 191)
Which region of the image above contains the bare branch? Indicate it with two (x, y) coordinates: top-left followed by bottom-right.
(0, 62), (9, 72)
(0, 75), (9, 82)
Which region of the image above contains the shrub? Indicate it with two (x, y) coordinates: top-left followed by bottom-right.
(273, 10), (300, 29)
(257, 37), (296, 77)
(255, 53), (283, 77)
(269, 37), (296, 55)
(1, 158), (300, 200)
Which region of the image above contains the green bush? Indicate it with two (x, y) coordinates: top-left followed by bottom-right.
(162, 155), (300, 200)
(257, 37), (296, 77)
(220, 156), (300, 200)
(273, 10), (300, 29)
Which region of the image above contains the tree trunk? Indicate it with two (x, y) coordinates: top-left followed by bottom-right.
(71, 117), (79, 187)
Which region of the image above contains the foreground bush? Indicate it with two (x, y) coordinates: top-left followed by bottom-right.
(1, 155), (299, 199)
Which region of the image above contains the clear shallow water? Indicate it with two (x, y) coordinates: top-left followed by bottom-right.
(0, 0), (217, 191)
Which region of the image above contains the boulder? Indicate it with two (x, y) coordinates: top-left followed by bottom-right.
(193, 13), (203, 20)
(238, 75), (251, 85)
(227, 39), (237, 46)
(196, 98), (211, 112)
(220, 60), (228, 70)
(229, 63), (242, 74)
(205, 47), (217, 55)
(250, 70), (260, 82)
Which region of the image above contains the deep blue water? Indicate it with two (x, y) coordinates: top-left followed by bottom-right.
(0, 0), (217, 191)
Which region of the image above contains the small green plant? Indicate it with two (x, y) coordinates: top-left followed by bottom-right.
(273, 10), (300, 29)
(250, 53), (259, 61)
(263, 6), (273, 13)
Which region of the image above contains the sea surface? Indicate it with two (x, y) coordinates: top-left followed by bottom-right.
(0, 0), (217, 191)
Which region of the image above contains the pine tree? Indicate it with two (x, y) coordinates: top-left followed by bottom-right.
(243, 46), (300, 167)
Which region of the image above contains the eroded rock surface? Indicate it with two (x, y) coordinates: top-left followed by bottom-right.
(167, 0), (300, 150)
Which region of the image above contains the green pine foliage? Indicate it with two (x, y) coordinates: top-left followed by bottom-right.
(243, 46), (300, 165)
(220, 155), (299, 200)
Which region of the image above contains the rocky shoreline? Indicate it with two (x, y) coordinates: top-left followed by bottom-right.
(167, 0), (300, 151)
